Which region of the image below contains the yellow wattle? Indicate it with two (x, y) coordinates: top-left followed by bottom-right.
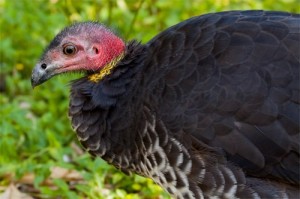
(88, 53), (125, 82)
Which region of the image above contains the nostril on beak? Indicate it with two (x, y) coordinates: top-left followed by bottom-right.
(41, 63), (47, 69)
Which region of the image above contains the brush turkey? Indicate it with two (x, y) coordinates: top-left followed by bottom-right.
(31, 10), (300, 198)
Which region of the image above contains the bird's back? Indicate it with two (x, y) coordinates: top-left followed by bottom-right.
(141, 10), (299, 195)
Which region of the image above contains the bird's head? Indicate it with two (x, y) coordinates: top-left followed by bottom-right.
(31, 22), (125, 87)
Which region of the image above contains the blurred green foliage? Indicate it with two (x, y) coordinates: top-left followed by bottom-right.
(0, 0), (299, 198)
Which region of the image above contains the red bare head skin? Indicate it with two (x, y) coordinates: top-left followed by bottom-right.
(31, 22), (125, 87)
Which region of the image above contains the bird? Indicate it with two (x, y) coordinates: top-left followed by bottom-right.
(31, 10), (300, 199)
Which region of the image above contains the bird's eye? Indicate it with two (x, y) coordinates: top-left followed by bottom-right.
(63, 44), (77, 55)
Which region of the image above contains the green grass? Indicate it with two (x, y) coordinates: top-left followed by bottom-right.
(0, 0), (298, 198)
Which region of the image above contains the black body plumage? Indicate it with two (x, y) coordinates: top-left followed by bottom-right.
(69, 11), (300, 198)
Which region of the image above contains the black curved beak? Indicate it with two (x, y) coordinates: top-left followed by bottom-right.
(31, 63), (54, 88)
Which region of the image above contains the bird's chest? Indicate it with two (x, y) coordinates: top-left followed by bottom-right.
(123, 109), (201, 199)
(69, 90), (201, 198)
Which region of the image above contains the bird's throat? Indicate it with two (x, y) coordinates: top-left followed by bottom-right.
(88, 52), (125, 82)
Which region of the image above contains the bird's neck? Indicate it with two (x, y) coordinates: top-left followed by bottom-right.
(88, 52), (125, 82)
(69, 40), (146, 159)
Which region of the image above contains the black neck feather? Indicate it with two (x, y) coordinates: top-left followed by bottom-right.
(69, 40), (146, 160)
(71, 40), (145, 107)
